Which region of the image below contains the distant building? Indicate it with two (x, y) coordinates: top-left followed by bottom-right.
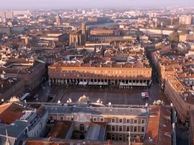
(0, 59), (46, 101)
(0, 27), (11, 35)
(150, 47), (194, 123)
(179, 34), (194, 42)
(55, 14), (62, 26)
(69, 23), (87, 46)
(90, 28), (114, 36)
(0, 11), (13, 19)
(179, 15), (192, 25)
(13, 10), (31, 16)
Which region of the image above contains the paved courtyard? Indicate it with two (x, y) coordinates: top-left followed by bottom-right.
(47, 82), (164, 105)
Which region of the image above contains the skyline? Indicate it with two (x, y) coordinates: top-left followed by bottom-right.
(0, 0), (194, 9)
(0, 1), (194, 145)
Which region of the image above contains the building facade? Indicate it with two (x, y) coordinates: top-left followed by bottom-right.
(48, 64), (152, 87)
(45, 104), (148, 143)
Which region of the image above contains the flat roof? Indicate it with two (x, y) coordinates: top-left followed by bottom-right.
(45, 105), (148, 116)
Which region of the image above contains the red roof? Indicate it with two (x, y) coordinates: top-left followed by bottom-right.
(0, 102), (24, 124)
(144, 106), (172, 145)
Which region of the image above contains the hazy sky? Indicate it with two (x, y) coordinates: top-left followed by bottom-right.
(0, 0), (194, 9)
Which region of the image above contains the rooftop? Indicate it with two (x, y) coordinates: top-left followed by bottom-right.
(48, 121), (72, 138)
(0, 77), (21, 94)
(45, 104), (148, 116)
(0, 102), (25, 124)
(26, 138), (142, 145)
(144, 106), (171, 145)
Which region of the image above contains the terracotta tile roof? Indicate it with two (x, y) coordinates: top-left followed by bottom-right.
(158, 106), (172, 145)
(144, 106), (160, 145)
(0, 102), (24, 124)
(144, 106), (172, 145)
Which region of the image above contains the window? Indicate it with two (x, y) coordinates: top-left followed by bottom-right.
(119, 119), (122, 123)
(142, 119), (145, 124)
(119, 126), (122, 131)
(141, 127), (145, 132)
(119, 135), (122, 141)
(80, 124), (84, 131)
(131, 126), (133, 132)
(127, 126), (130, 131)
(107, 133), (111, 139)
(134, 126), (137, 132)
(134, 119), (137, 124)
(112, 135), (115, 140)
(115, 125), (118, 131)
(112, 118), (115, 123)
(107, 126), (111, 131)
(112, 126), (115, 131)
